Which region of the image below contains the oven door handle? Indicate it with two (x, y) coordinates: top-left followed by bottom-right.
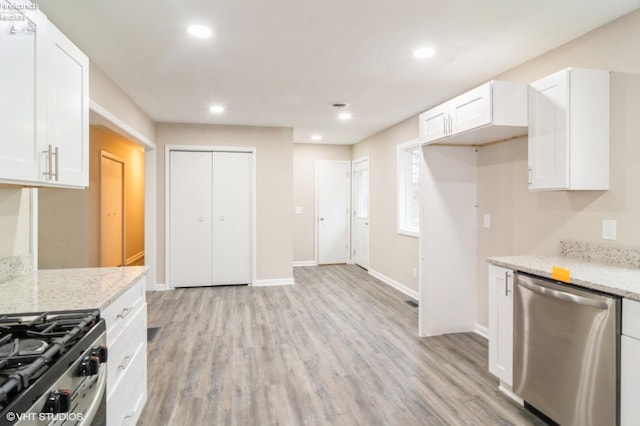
(518, 279), (609, 309)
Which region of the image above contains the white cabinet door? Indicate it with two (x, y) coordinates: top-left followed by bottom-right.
(450, 83), (492, 135)
(488, 264), (514, 386)
(528, 68), (609, 191)
(0, 3), (46, 183)
(419, 103), (449, 144)
(528, 70), (569, 190)
(44, 23), (89, 187)
(621, 335), (640, 426)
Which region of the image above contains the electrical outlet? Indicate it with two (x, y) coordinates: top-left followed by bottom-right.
(602, 219), (617, 240)
(412, 267), (417, 278)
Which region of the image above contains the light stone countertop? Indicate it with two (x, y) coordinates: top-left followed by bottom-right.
(0, 266), (148, 314)
(487, 255), (640, 300)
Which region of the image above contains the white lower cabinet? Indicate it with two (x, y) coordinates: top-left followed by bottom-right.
(488, 265), (514, 388)
(621, 298), (640, 426)
(102, 277), (147, 426)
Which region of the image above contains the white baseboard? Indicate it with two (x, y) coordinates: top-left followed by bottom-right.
(292, 260), (317, 267)
(125, 250), (145, 266)
(254, 278), (295, 287)
(368, 269), (419, 300)
(475, 324), (489, 339)
(151, 282), (172, 291)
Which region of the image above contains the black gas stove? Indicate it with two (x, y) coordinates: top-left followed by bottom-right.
(0, 310), (107, 425)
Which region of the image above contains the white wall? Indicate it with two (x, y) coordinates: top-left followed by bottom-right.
(0, 188), (31, 258)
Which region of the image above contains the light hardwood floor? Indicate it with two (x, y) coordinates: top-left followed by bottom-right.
(139, 265), (545, 425)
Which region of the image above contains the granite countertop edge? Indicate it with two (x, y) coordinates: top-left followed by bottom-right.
(0, 266), (149, 314)
(487, 255), (640, 301)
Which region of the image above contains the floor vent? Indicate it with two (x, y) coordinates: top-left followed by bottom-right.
(147, 327), (161, 342)
(405, 300), (419, 308)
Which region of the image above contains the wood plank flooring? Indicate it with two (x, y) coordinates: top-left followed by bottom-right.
(138, 265), (545, 425)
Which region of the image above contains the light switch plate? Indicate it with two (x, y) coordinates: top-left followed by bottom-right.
(602, 219), (617, 240)
(483, 214), (491, 229)
(295, 206), (303, 215)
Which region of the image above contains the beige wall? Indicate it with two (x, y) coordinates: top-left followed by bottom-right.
(155, 123), (294, 284)
(293, 144), (352, 262)
(89, 60), (156, 143)
(352, 116), (420, 292)
(475, 10), (640, 327)
(38, 126), (145, 269)
(0, 188), (32, 258)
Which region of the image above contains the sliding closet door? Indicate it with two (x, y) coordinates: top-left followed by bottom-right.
(211, 152), (252, 285)
(169, 150), (213, 287)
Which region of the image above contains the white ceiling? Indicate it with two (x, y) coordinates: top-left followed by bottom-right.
(39, 0), (639, 144)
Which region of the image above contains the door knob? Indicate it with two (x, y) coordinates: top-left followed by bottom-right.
(319, 217), (324, 221)
(198, 216), (204, 222)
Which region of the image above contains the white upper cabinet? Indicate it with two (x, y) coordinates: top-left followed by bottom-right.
(0, 3), (89, 188)
(419, 80), (527, 146)
(44, 24), (89, 187)
(0, 1), (47, 183)
(528, 68), (609, 191)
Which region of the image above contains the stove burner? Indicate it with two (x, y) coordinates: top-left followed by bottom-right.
(0, 339), (48, 358)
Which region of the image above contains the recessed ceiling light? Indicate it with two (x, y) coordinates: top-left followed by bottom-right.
(311, 134), (322, 141)
(338, 112), (352, 120)
(187, 24), (213, 38)
(413, 46), (436, 59)
(209, 104), (225, 114)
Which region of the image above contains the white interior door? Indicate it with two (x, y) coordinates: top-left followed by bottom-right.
(352, 158), (370, 269)
(211, 152), (252, 285)
(100, 153), (124, 267)
(170, 150), (213, 287)
(317, 161), (349, 265)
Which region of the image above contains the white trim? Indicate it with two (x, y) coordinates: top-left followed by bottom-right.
(397, 138), (421, 236)
(89, 101), (155, 149)
(165, 145), (257, 289)
(498, 382), (524, 405)
(351, 156), (370, 269)
(125, 251), (145, 266)
(315, 160), (351, 266)
(254, 278), (295, 287)
(368, 268), (419, 300)
(151, 282), (172, 292)
(30, 189), (38, 270)
(474, 323), (489, 339)
(293, 260), (317, 267)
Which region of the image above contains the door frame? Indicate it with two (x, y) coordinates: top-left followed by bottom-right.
(351, 156), (370, 268)
(315, 160), (351, 265)
(99, 150), (125, 267)
(164, 145), (257, 288)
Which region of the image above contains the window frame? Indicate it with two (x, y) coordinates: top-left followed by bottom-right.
(396, 139), (421, 238)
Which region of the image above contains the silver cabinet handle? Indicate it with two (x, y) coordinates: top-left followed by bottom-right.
(52, 146), (59, 181)
(117, 306), (132, 319)
(43, 144), (53, 180)
(527, 168), (532, 186)
(118, 354), (133, 370)
(505, 271), (511, 296)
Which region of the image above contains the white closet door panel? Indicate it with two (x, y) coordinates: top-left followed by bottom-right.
(170, 151), (213, 287)
(211, 152), (252, 285)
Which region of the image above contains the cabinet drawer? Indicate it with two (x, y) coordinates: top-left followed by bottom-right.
(102, 277), (146, 339)
(107, 303), (146, 397)
(107, 345), (147, 426)
(622, 299), (640, 339)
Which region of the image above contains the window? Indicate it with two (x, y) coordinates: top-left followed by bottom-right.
(355, 168), (369, 219)
(397, 139), (421, 237)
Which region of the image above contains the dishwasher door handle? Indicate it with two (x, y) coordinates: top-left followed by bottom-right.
(518, 278), (609, 309)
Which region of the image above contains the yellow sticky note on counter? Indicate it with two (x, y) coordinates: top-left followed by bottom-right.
(551, 266), (571, 283)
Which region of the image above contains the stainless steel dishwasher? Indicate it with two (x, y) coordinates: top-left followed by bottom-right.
(513, 272), (621, 426)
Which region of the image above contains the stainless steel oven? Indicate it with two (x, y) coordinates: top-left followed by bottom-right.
(0, 310), (107, 426)
(513, 272), (620, 426)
